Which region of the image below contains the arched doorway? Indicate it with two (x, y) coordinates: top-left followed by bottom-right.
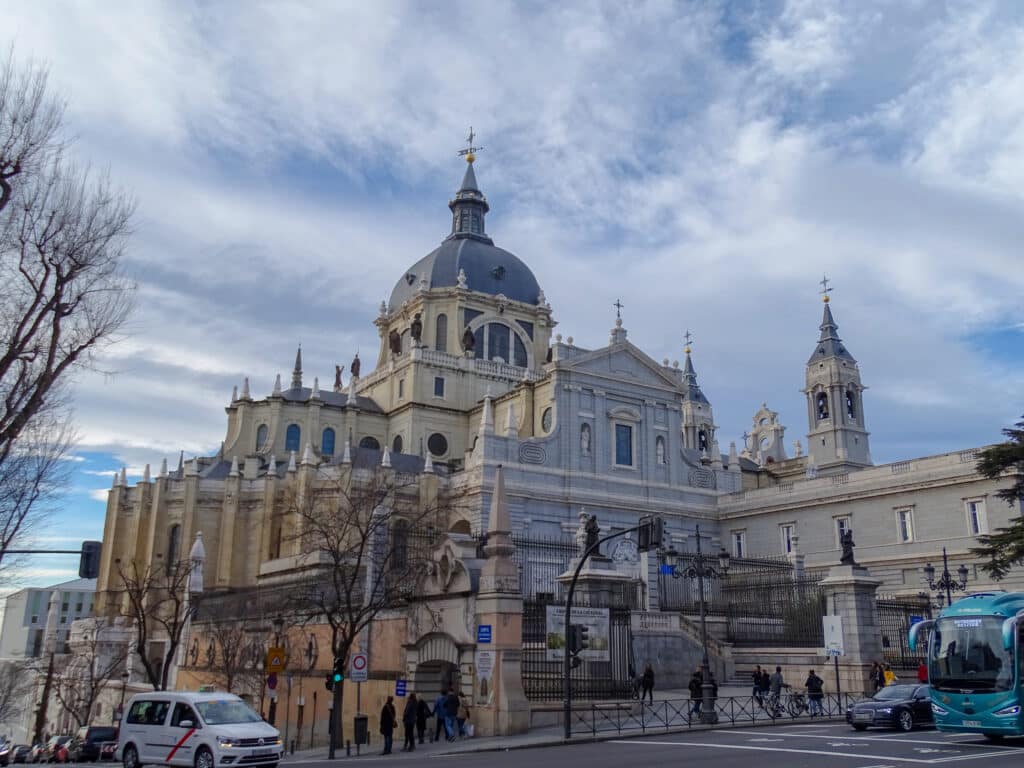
(408, 633), (464, 698)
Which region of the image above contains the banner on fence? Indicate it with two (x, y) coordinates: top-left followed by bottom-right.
(544, 605), (610, 661)
(823, 614), (845, 657)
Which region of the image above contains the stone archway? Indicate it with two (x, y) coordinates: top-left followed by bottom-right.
(407, 632), (467, 700)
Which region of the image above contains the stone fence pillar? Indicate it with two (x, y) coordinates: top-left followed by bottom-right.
(819, 564), (882, 695)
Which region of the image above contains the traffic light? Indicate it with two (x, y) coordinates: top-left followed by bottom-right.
(79, 541), (102, 579)
(324, 673), (334, 692)
(567, 625), (580, 655)
(332, 657), (344, 685)
(577, 625), (590, 653)
(638, 516), (663, 552)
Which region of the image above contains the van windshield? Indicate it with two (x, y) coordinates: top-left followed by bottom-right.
(195, 700), (262, 725)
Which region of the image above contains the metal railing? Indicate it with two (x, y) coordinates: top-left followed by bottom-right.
(568, 693), (862, 736)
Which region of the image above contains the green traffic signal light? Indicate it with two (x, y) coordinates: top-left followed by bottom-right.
(332, 671), (343, 683)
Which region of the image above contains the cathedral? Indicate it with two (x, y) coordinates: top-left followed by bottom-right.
(92, 150), (1020, 739)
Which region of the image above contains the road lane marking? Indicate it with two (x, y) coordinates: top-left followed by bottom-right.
(722, 730), (1023, 750)
(608, 739), (932, 763)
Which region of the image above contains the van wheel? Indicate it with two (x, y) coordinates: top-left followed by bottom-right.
(897, 710), (914, 732)
(984, 734), (1004, 743)
(194, 748), (213, 768)
(122, 745), (141, 768)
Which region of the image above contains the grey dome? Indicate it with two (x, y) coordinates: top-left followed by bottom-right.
(390, 237), (541, 308)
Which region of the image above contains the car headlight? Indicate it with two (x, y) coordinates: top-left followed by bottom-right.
(931, 703), (948, 715)
(877, 707), (892, 714)
(216, 737), (236, 748)
(994, 705), (1020, 716)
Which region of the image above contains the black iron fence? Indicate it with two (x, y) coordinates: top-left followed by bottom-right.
(567, 693), (862, 736)
(876, 594), (933, 670)
(658, 554), (794, 614)
(511, 533), (578, 599)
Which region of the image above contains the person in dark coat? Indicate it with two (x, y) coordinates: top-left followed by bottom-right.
(688, 670), (703, 715)
(805, 670), (824, 716)
(379, 696), (396, 755)
(401, 694), (417, 752)
(641, 663), (655, 704)
(415, 696), (430, 744)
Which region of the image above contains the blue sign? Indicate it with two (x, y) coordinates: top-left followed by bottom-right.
(910, 615), (924, 626)
(660, 564), (675, 575)
(395, 679), (407, 697)
(477, 624), (492, 644)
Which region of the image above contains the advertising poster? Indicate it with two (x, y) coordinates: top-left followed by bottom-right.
(545, 605), (611, 661)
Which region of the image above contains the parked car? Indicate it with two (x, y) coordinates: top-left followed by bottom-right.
(117, 691), (281, 768)
(97, 741), (117, 762)
(12, 746), (31, 764)
(27, 745), (44, 764)
(41, 737), (71, 764)
(0, 741), (12, 766)
(846, 683), (933, 731)
(68, 728), (118, 763)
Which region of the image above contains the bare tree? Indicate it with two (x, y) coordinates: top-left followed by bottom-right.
(0, 48), (135, 570)
(53, 618), (127, 729)
(286, 466), (454, 756)
(0, 659), (34, 725)
(115, 558), (192, 691)
(197, 618), (264, 700)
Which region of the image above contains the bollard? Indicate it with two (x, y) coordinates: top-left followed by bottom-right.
(346, 740), (351, 757)
(289, 741), (295, 755)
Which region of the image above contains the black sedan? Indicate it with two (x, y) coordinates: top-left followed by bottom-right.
(847, 684), (933, 731)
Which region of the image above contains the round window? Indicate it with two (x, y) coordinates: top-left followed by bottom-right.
(541, 407), (553, 433)
(428, 433), (448, 457)
(392, 435), (403, 454)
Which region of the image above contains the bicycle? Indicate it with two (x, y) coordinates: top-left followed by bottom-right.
(784, 688), (809, 718)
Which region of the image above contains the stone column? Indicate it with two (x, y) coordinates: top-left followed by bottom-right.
(473, 465), (530, 736)
(819, 564), (883, 695)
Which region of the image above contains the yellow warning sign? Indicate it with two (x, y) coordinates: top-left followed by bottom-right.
(266, 646), (286, 673)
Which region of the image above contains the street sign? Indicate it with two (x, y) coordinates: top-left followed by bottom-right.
(910, 615), (924, 626)
(267, 672), (278, 690)
(476, 624), (492, 644)
(823, 614), (845, 657)
(395, 679), (407, 697)
(475, 650), (494, 682)
(266, 646), (286, 673)
(350, 653), (369, 683)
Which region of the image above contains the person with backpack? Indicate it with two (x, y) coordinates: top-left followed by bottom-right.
(805, 669), (824, 716)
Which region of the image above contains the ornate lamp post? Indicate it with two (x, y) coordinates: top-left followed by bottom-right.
(662, 524), (729, 724)
(923, 549), (969, 608)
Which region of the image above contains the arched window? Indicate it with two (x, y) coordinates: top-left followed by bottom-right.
(698, 430), (708, 452)
(166, 524), (181, 572)
(435, 314), (448, 352)
(391, 519), (410, 571)
(285, 424), (301, 453)
(256, 424), (269, 451)
(845, 390), (856, 420)
(816, 393), (829, 420)
(321, 428), (336, 456)
(359, 436), (380, 450)
(392, 434), (403, 454)
(655, 435), (666, 464)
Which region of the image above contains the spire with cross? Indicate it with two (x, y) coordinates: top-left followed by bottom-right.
(684, 329), (693, 354)
(457, 126), (484, 163)
(613, 299), (624, 320)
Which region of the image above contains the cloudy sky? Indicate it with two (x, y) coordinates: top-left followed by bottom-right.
(3, 0), (1023, 593)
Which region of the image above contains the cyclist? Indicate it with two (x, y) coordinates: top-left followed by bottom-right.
(768, 666), (785, 714)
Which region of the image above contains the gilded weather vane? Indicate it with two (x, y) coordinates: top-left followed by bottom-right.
(820, 274), (833, 302)
(684, 329), (693, 352)
(457, 126), (484, 163)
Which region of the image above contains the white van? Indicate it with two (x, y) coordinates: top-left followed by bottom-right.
(117, 691), (282, 768)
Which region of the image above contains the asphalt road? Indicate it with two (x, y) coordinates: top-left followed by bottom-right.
(291, 722), (1024, 768)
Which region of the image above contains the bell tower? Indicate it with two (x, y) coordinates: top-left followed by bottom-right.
(803, 279), (871, 472)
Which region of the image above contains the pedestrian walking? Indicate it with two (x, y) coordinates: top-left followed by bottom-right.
(457, 693), (471, 737)
(443, 688), (460, 742)
(805, 670), (824, 717)
(641, 663), (655, 705)
(401, 694), (417, 752)
(415, 695), (430, 744)
(432, 691), (447, 742)
(379, 696), (396, 755)
(688, 669), (703, 715)
(759, 668), (771, 704)
(916, 660), (928, 683)
(769, 666), (785, 713)
(883, 664), (898, 686)
(752, 665), (764, 707)
(871, 662), (885, 692)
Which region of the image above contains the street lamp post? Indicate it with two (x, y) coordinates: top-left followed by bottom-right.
(923, 548), (969, 607)
(662, 524), (729, 725)
(268, 616), (284, 726)
(115, 670), (129, 725)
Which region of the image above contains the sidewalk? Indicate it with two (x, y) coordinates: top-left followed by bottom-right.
(283, 685), (841, 763)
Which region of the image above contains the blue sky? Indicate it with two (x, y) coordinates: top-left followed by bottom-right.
(2, 0), (1023, 594)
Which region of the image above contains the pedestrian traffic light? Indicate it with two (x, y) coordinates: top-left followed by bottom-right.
(324, 673), (334, 692)
(79, 540), (102, 579)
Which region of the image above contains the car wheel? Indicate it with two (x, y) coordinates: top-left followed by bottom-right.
(984, 734), (1004, 743)
(852, 724), (868, 731)
(122, 745), (140, 768)
(194, 748), (213, 768)
(897, 709), (914, 732)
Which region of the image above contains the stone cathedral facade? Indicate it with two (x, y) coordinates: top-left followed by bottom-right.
(93, 154), (1020, 738)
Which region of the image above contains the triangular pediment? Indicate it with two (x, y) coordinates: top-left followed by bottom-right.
(561, 342), (683, 391)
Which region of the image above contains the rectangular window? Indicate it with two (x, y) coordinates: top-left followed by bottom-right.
(30, 615), (38, 624)
(398, 379), (405, 399)
(732, 531), (746, 558)
(835, 516), (851, 548)
(75, 602), (83, 613)
(895, 508), (914, 543)
(966, 498), (987, 535)
(780, 524), (795, 555)
(434, 377), (445, 397)
(614, 424), (633, 466)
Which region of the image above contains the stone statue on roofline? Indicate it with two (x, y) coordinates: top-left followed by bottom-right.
(350, 352), (361, 378)
(462, 325), (476, 353)
(839, 528), (857, 566)
(334, 365), (343, 390)
(410, 312), (423, 344)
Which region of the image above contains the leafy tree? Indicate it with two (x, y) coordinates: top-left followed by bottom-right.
(971, 415), (1024, 579)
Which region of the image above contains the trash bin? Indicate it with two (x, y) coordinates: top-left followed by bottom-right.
(353, 714), (369, 746)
